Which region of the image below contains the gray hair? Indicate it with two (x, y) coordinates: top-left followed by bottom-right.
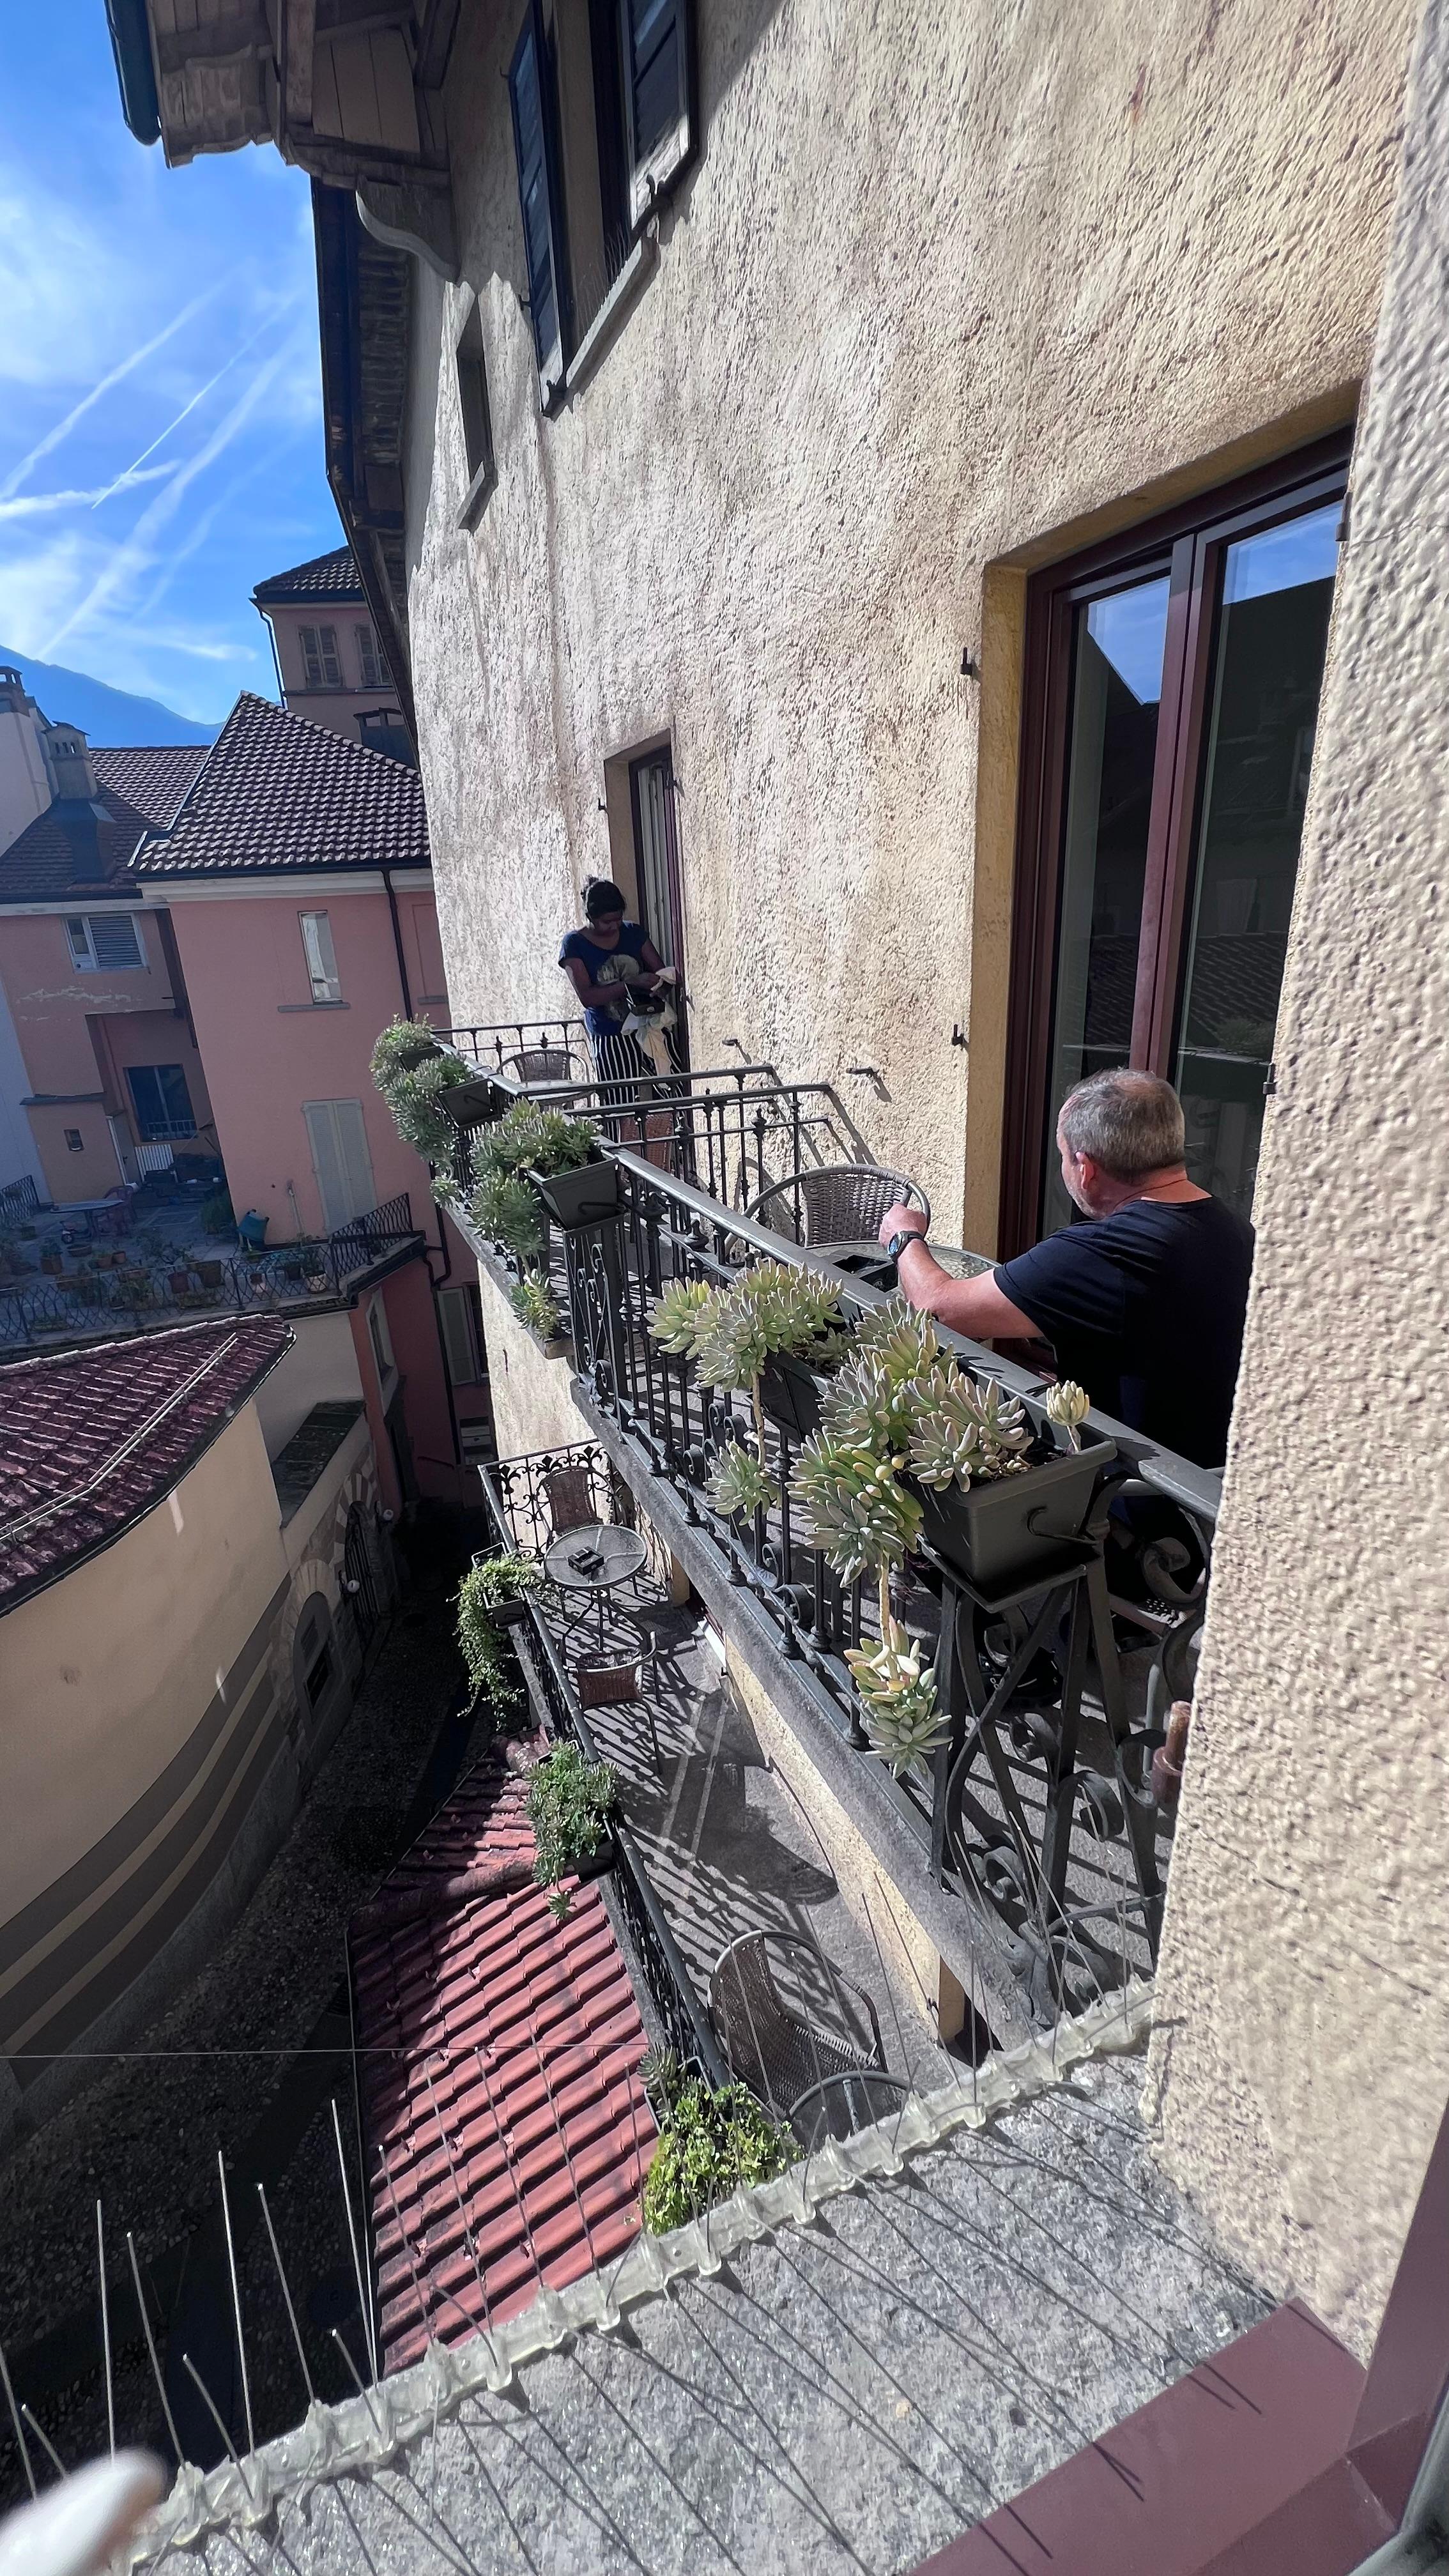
(1057, 1069), (1186, 1179)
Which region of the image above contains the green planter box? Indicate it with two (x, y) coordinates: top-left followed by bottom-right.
(528, 1155), (620, 1230)
(913, 1428), (1114, 1593)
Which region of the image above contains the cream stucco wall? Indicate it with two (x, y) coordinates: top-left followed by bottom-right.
(473, 1250), (587, 1459)
(0, 1404), (286, 1926)
(405, 0), (1414, 1243)
(1147, 0), (1449, 2357)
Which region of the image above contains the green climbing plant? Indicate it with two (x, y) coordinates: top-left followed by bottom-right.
(526, 1742), (620, 1920)
(640, 2071), (794, 2234)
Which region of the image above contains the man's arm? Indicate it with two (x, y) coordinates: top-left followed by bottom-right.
(878, 1206), (1038, 1341)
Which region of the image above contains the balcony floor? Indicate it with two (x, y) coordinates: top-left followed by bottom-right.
(540, 1588), (962, 2100)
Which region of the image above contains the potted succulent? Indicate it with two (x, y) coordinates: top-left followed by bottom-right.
(640, 2060), (794, 2233)
(648, 1262), (846, 1522)
(460, 1551), (544, 1630)
(470, 1103), (606, 1250)
(525, 1741), (620, 1920)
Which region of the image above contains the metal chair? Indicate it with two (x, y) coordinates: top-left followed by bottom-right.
(507, 1045), (578, 1083)
(544, 1464), (598, 1535)
(745, 1164), (931, 1248)
(788, 2068), (910, 2150)
(709, 1929), (885, 2117)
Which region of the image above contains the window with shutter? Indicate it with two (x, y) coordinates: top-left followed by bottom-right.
(318, 625), (342, 686)
(454, 300), (495, 507)
(356, 625), (388, 688)
(300, 909), (342, 1003)
(509, 1), (569, 396)
(299, 625), (324, 687)
(438, 1284), (483, 1386)
(619, 0), (691, 227)
(303, 1100), (377, 1233)
(66, 913), (143, 972)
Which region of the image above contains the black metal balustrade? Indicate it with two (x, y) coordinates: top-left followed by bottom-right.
(477, 1454), (729, 2089)
(0, 1196), (422, 1347)
(555, 1148), (1219, 2020)
(441, 1019), (588, 1078)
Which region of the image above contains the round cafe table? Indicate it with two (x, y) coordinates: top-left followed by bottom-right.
(815, 1240), (995, 1287)
(542, 1521), (649, 1648)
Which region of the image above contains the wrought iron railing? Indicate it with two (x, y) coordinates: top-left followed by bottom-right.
(554, 1147), (1220, 2018)
(0, 1197), (422, 1346)
(477, 1455), (728, 2088)
(0, 1173), (40, 1225)
(441, 1019), (588, 1077)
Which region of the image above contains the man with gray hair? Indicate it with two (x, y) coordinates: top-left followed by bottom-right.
(877, 1070), (1254, 1468)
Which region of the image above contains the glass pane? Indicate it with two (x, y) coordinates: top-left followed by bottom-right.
(1040, 575), (1170, 1232)
(1174, 502), (1338, 1216)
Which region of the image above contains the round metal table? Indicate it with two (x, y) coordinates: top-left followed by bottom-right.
(816, 1240), (996, 1286)
(542, 1521), (650, 1646)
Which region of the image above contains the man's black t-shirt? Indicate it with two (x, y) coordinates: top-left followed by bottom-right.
(994, 1197), (1254, 1469)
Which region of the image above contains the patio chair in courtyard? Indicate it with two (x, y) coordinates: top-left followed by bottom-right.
(745, 1165), (930, 1249)
(709, 1929), (885, 2119)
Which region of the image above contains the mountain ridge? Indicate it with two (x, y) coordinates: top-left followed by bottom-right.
(0, 645), (220, 747)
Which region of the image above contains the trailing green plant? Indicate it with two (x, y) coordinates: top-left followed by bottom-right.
(510, 1275), (561, 1339)
(845, 1616), (951, 1775)
(454, 1571), (523, 1707)
(908, 1371), (1032, 1491)
(471, 1169), (544, 1262)
(1040, 1379), (1091, 1450)
(371, 1017), (444, 1091)
(462, 1552), (543, 1613)
(648, 1261), (844, 1517)
(526, 1742), (620, 1920)
(383, 1050), (474, 1164)
(641, 2078), (794, 2234)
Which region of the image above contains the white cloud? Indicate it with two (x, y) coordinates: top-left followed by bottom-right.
(0, 467), (176, 520)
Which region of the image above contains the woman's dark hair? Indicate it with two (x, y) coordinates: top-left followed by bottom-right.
(583, 878), (627, 922)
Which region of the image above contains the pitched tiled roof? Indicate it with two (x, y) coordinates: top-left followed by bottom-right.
(131, 693), (430, 877)
(0, 1317), (292, 1612)
(252, 548), (363, 604)
(351, 1744), (655, 2372)
(0, 746), (206, 903)
(93, 745), (209, 830)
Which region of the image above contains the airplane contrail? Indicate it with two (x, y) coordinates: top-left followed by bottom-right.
(89, 300), (298, 508)
(0, 468), (176, 521)
(0, 287), (218, 504)
(40, 333), (305, 659)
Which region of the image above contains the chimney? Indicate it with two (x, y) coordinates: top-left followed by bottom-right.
(45, 724), (97, 802)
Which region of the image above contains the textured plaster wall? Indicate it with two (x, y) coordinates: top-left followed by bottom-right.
(473, 1253), (585, 1458)
(1147, 0), (1449, 2356)
(404, 0), (1413, 1242)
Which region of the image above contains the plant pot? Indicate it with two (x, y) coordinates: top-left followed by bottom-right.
(562, 1830), (618, 1889)
(528, 1155), (619, 1230)
(912, 1429), (1114, 1594)
(574, 1651), (640, 1710)
(487, 1592), (535, 1629)
(168, 1271), (191, 1298)
(196, 1259), (223, 1289)
(760, 1350), (832, 1441)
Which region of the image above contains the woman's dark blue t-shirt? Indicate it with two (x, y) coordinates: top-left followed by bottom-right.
(560, 923), (650, 1039)
(994, 1196), (1254, 1468)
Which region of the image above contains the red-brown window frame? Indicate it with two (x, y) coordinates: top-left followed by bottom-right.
(997, 429), (1352, 1260)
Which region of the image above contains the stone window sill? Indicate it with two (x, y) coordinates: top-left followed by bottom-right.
(549, 226), (659, 413)
(278, 1000), (349, 1012)
(456, 457), (497, 532)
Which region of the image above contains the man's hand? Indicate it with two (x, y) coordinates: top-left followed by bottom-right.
(878, 1202), (928, 1252)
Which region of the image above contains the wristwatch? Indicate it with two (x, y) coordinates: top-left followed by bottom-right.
(885, 1229), (924, 1262)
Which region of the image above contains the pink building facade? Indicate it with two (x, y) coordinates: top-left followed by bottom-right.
(134, 692), (486, 1505)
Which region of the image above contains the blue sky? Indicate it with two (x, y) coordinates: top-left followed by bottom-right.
(0, 10), (346, 724)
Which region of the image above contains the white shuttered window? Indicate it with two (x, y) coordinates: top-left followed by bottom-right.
(303, 1099), (376, 1233)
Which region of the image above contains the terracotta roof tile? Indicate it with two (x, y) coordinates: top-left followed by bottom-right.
(0, 747), (207, 903)
(252, 548), (364, 604)
(351, 1747), (656, 2372)
(0, 1317), (292, 1612)
(131, 693), (429, 877)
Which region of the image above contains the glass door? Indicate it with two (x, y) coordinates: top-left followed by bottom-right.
(1002, 437), (1347, 1254)
(1170, 502), (1339, 1216)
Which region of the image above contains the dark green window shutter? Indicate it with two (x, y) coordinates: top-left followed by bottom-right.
(620, 0), (693, 228)
(509, 2), (569, 396)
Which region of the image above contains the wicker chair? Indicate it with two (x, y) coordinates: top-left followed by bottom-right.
(544, 1464), (597, 1535)
(709, 1930), (885, 2117)
(745, 1164), (931, 1248)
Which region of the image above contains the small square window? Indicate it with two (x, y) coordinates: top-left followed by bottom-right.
(300, 910), (342, 1004)
(65, 1127), (83, 1152)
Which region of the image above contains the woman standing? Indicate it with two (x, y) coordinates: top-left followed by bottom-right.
(559, 879), (677, 1101)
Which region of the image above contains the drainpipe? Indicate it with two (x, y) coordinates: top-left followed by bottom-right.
(381, 867), (413, 1020)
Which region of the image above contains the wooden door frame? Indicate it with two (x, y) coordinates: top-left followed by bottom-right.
(997, 430), (1352, 1260)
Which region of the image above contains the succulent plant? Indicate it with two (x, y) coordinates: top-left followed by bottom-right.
(845, 1616), (951, 1776)
(511, 1275), (560, 1338)
(385, 1051), (474, 1163)
(909, 1370), (1032, 1489)
(852, 1294), (943, 1377)
(791, 1434), (923, 1586)
(648, 1276), (719, 1354)
(471, 1170), (544, 1260)
(1041, 1379), (1091, 1448)
(707, 1445), (776, 1521)
(637, 2044), (685, 2116)
(371, 1017), (444, 1089)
